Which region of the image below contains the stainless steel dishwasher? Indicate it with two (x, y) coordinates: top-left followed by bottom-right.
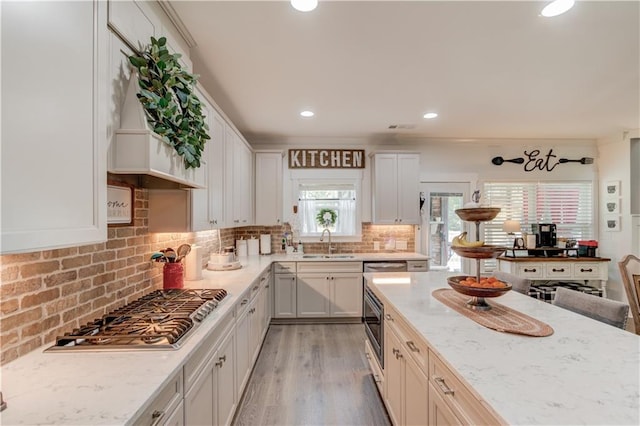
(363, 260), (429, 273)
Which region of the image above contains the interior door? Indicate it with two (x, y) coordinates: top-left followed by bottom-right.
(419, 183), (471, 273)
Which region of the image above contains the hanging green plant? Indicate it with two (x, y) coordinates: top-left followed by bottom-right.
(128, 36), (209, 169)
(316, 208), (337, 228)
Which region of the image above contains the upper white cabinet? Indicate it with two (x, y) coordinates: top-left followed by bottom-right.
(254, 151), (284, 226)
(226, 130), (253, 226)
(371, 152), (420, 225)
(1, 1), (108, 253)
(148, 87), (227, 232)
(107, 0), (155, 52)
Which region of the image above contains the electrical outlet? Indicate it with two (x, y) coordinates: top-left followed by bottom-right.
(396, 240), (408, 250)
(373, 241), (380, 251)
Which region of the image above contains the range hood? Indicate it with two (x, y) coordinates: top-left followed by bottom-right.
(108, 73), (206, 189)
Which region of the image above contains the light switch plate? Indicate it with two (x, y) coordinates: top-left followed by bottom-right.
(373, 241), (380, 251)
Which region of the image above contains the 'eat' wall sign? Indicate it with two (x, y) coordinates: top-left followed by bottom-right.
(288, 149), (365, 169)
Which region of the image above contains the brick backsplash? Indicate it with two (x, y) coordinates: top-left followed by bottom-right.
(0, 189), (415, 365)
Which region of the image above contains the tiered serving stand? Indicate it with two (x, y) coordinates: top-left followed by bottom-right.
(447, 208), (510, 311)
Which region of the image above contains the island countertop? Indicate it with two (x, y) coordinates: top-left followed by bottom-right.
(364, 271), (640, 425)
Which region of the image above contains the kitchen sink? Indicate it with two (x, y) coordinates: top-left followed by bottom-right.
(301, 254), (356, 259)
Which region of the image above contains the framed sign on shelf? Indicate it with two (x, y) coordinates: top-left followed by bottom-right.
(107, 181), (134, 226)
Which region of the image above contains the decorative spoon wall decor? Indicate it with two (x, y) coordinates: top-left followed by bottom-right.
(491, 156), (525, 165)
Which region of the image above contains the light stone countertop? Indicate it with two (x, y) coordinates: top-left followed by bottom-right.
(365, 271), (640, 426)
(0, 252), (424, 425)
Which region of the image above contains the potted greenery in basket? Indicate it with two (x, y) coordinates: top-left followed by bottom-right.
(128, 36), (209, 169)
(316, 208), (337, 229)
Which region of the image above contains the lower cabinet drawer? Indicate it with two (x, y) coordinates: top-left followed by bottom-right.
(516, 263), (544, 278)
(133, 370), (184, 426)
(429, 352), (503, 425)
(385, 306), (429, 373)
(545, 263), (572, 279)
(574, 263), (601, 279)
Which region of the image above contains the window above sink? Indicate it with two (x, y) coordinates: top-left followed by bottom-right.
(293, 177), (363, 242)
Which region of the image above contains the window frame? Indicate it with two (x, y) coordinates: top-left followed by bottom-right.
(292, 177), (363, 243)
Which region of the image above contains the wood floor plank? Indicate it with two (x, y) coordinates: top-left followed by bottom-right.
(233, 324), (391, 426)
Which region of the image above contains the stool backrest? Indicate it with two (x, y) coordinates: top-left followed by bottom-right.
(618, 254), (640, 334)
(493, 270), (532, 295)
(552, 287), (629, 329)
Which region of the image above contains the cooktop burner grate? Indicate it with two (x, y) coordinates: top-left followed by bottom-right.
(46, 288), (227, 351)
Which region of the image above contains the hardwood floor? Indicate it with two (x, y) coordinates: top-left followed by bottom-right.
(233, 324), (391, 426)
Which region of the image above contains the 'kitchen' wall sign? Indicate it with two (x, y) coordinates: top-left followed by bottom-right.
(288, 149), (365, 169)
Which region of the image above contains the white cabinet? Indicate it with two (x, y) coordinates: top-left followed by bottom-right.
(226, 129), (253, 226)
(147, 89), (227, 232)
(364, 338), (384, 396)
(383, 308), (429, 426)
(254, 151), (284, 225)
(428, 350), (502, 426)
(296, 262), (363, 319)
(184, 314), (236, 426)
(497, 257), (610, 296)
(273, 272), (297, 318)
(331, 273), (363, 316)
(236, 269), (271, 400)
(297, 274), (331, 317)
(107, 0), (155, 51)
(1, 1), (108, 253)
(133, 370), (184, 426)
(371, 153), (420, 225)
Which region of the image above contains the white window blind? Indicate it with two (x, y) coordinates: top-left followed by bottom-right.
(482, 181), (594, 267)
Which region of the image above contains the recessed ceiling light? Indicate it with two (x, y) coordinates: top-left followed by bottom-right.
(300, 110), (314, 118)
(541, 0), (575, 17)
(423, 112), (438, 119)
(291, 0), (318, 12)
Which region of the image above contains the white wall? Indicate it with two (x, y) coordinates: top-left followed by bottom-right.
(597, 129), (640, 302)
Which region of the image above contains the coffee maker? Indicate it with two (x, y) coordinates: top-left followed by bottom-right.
(531, 223), (557, 247)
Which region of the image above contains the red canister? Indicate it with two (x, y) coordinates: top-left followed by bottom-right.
(163, 262), (184, 289)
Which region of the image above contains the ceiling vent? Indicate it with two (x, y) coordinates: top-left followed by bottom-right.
(388, 124), (416, 130)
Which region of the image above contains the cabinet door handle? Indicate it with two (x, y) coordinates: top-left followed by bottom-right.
(373, 374), (382, 384)
(523, 268), (537, 272)
(392, 348), (399, 356)
(150, 410), (166, 426)
(406, 341), (420, 353)
(385, 314), (394, 321)
(253, 285), (259, 291)
(434, 377), (455, 396)
(241, 299), (249, 306)
(215, 360), (223, 367)
(552, 268), (565, 272)
(580, 268), (593, 272)
(219, 355), (226, 363)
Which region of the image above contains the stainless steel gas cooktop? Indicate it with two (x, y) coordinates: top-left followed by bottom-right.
(46, 289), (227, 352)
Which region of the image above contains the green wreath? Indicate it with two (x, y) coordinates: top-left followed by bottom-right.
(128, 37), (210, 169)
(316, 208), (337, 227)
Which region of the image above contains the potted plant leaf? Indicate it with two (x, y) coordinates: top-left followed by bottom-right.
(128, 36), (209, 169)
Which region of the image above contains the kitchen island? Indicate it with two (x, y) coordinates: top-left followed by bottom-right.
(365, 271), (640, 425)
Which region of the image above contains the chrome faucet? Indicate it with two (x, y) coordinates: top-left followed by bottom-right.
(320, 228), (335, 254)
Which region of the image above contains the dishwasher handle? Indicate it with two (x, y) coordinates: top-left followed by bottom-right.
(364, 262), (408, 272)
